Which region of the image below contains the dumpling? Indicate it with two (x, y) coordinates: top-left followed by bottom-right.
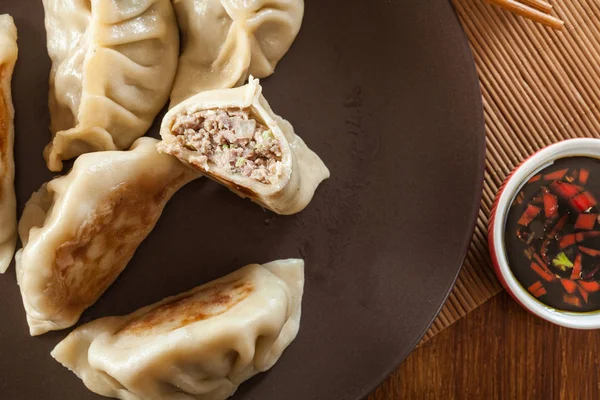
(170, 0), (304, 106)
(158, 78), (329, 215)
(0, 15), (18, 273)
(16, 138), (200, 336)
(43, 0), (180, 171)
(52, 258), (304, 400)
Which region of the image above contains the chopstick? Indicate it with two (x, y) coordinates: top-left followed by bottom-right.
(519, 0), (553, 13)
(485, 0), (565, 30)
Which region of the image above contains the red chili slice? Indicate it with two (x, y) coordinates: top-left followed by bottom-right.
(517, 205), (542, 226)
(571, 253), (583, 279)
(559, 234), (576, 249)
(580, 168), (590, 185)
(575, 231), (600, 242)
(578, 280), (600, 293)
(563, 294), (583, 307)
(561, 279), (578, 294)
(575, 213), (598, 230)
(544, 168), (569, 181)
(528, 281), (543, 294)
(562, 232), (600, 248)
(570, 192), (598, 213)
(579, 246), (600, 257)
(531, 261), (556, 282)
(550, 181), (584, 199)
(528, 174), (542, 184)
(543, 192), (559, 219)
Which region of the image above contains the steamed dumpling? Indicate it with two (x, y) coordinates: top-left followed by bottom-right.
(17, 138), (200, 336)
(43, 0), (180, 171)
(0, 15), (18, 273)
(158, 78), (329, 215)
(52, 259), (304, 400)
(170, 0), (304, 106)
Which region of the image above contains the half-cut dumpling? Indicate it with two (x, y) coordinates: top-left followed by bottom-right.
(43, 0), (179, 171)
(158, 78), (329, 215)
(170, 0), (304, 105)
(0, 15), (18, 273)
(17, 138), (200, 336)
(52, 258), (304, 400)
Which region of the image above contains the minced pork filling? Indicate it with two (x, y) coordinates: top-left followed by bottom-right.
(171, 108), (284, 185)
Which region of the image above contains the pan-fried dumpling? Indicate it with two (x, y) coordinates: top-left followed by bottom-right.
(43, 0), (180, 171)
(158, 78), (329, 215)
(170, 0), (304, 106)
(0, 15), (18, 273)
(52, 258), (304, 400)
(16, 138), (200, 336)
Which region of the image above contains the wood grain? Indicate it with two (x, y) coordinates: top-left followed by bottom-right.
(422, 0), (600, 344)
(371, 291), (600, 399)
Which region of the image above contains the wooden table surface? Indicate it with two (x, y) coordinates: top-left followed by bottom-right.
(369, 290), (600, 399)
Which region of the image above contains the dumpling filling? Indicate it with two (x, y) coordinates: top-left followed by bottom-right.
(171, 108), (283, 185)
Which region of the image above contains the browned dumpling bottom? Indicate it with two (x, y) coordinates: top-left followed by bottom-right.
(170, 108), (284, 185)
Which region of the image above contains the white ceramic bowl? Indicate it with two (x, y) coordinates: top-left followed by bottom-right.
(489, 138), (600, 329)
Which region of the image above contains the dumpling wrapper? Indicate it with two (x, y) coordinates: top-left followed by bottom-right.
(43, 0), (179, 171)
(170, 0), (304, 106)
(17, 138), (200, 336)
(0, 15), (18, 273)
(52, 258), (304, 400)
(158, 78), (329, 215)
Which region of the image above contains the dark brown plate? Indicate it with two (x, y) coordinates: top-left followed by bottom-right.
(0, 0), (484, 399)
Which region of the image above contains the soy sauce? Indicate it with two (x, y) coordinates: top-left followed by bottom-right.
(505, 157), (600, 312)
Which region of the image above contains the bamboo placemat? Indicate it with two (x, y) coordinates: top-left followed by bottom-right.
(421, 0), (600, 344)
